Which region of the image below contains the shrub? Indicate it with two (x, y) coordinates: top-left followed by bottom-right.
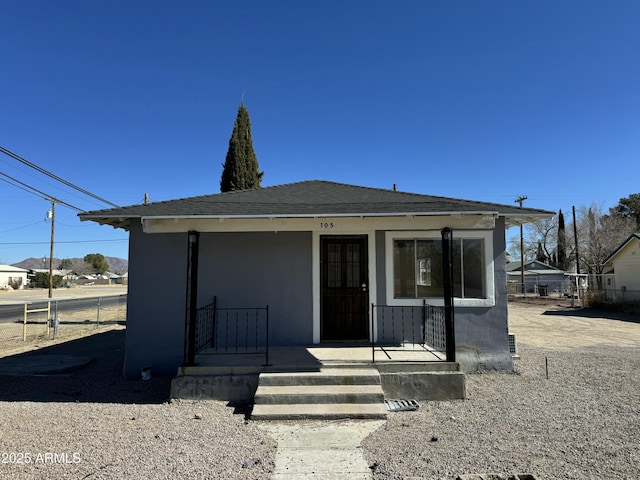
(29, 272), (63, 289)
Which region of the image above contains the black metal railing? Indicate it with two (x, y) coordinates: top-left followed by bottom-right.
(371, 300), (447, 362)
(423, 303), (447, 352)
(194, 296), (269, 365)
(194, 298), (217, 353)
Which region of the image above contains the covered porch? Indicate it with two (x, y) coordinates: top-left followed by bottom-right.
(191, 343), (447, 371)
(183, 229), (458, 370)
(187, 296), (454, 370)
(172, 343), (464, 411)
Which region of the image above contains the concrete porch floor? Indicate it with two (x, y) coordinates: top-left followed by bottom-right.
(172, 344), (464, 403)
(192, 343), (446, 370)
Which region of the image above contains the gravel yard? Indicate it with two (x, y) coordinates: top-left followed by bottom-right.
(0, 328), (276, 479)
(363, 303), (640, 479)
(0, 301), (638, 479)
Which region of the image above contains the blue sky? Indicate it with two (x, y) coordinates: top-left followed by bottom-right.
(1, 1), (639, 265)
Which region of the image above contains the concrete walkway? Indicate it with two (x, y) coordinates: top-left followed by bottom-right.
(258, 420), (385, 479)
(0, 354), (92, 375)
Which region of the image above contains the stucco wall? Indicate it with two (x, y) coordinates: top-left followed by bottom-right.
(124, 228), (313, 377)
(124, 223), (188, 377)
(454, 217), (513, 371)
(374, 221), (513, 372)
(124, 222), (511, 377)
(197, 231), (313, 346)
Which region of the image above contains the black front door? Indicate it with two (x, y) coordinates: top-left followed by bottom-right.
(320, 235), (369, 341)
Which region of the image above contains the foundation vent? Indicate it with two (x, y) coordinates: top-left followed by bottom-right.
(508, 333), (519, 358)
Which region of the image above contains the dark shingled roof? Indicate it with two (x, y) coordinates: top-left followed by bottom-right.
(79, 180), (553, 229)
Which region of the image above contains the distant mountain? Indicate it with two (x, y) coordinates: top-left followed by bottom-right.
(12, 256), (129, 274)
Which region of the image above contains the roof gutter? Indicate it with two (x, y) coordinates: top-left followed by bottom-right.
(79, 210), (552, 231)
(135, 211), (505, 221)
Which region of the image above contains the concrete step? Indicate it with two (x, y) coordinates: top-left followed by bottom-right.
(259, 367), (381, 386)
(252, 367), (386, 420)
(254, 384), (384, 405)
(251, 403), (388, 420)
(376, 361), (460, 373)
(177, 365), (261, 376)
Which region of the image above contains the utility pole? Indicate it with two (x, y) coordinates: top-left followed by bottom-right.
(47, 200), (56, 299)
(571, 205), (581, 307)
(572, 205), (580, 275)
(515, 196), (528, 295)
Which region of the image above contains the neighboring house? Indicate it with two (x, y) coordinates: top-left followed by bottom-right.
(74, 273), (118, 285)
(0, 264), (29, 290)
(30, 268), (73, 277)
(80, 180), (552, 377)
(29, 268), (75, 286)
(602, 233), (640, 301)
(506, 260), (567, 294)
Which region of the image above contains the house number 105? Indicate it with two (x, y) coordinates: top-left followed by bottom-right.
(320, 222), (334, 229)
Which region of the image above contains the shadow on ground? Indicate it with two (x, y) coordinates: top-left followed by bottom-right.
(542, 307), (640, 324)
(0, 330), (171, 404)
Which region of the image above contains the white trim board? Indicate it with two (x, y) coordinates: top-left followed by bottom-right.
(384, 230), (496, 308)
(312, 232), (377, 343)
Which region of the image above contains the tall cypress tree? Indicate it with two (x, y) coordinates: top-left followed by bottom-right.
(557, 209), (567, 271)
(220, 103), (263, 192)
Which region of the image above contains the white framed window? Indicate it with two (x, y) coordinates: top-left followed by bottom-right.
(385, 230), (495, 307)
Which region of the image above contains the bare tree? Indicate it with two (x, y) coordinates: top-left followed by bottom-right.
(508, 216), (558, 265)
(573, 204), (637, 288)
(509, 203), (635, 278)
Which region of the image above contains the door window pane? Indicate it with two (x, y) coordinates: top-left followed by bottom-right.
(327, 244), (341, 288)
(346, 244), (361, 287)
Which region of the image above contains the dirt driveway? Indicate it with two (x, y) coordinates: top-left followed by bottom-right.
(508, 301), (640, 348)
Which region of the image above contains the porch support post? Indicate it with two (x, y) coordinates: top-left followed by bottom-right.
(441, 227), (456, 362)
(184, 231), (200, 366)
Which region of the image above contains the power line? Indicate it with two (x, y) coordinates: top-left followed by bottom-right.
(0, 239), (127, 245)
(0, 171), (84, 212)
(0, 146), (120, 208)
(0, 220), (45, 235)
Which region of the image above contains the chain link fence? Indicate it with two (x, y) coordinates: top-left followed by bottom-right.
(586, 287), (640, 315)
(507, 279), (582, 307)
(0, 295), (127, 349)
(508, 276), (640, 314)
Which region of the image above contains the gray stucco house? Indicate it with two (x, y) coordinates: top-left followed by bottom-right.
(80, 181), (552, 377)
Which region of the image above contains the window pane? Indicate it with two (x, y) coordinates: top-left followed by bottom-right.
(452, 239), (462, 297)
(416, 240), (442, 297)
(393, 236), (486, 300)
(463, 239), (485, 298)
(394, 240), (415, 297)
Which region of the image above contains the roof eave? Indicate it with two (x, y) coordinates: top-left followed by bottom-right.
(80, 209), (553, 230)
(503, 212), (555, 228)
(79, 215), (135, 230)
(603, 233), (640, 265)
